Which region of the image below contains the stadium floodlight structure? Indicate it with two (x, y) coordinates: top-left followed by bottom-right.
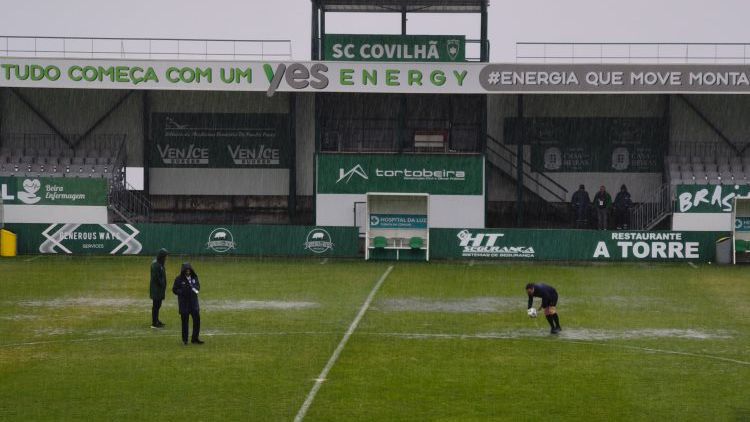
(311, 0), (489, 62)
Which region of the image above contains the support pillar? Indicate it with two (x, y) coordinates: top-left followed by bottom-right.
(516, 95), (524, 227)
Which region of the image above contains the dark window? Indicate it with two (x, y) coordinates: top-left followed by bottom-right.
(319, 93), (482, 153)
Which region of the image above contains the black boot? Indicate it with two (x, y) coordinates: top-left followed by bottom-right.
(545, 315), (557, 334)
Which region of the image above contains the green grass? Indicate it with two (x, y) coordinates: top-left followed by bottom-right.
(0, 257), (748, 421)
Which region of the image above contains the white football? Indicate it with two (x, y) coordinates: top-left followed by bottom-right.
(527, 308), (538, 318)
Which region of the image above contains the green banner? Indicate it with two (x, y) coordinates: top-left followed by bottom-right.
(6, 223), (359, 257)
(429, 228), (725, 262)
(504, 118), (667, 172)
(324, 34), (466, 62)
(150, 113), (290, 168)
(370, 214), (427, 229)
(675, 184), (750, 213)
(317, 153), (483, 195)
(0, 176), (107, 206)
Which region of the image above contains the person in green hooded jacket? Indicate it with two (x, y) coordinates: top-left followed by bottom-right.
(149, 248), (168, 328)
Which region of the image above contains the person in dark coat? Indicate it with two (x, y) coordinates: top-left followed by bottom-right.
(592, 185), (612, 230)
(571, 184), (591, 228)
(613, 184), (633, 230)
(172, 262), (203, 345)
(149, 248), (168, 328)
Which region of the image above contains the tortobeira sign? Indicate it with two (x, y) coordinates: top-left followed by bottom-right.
(7, 58), (750, 94)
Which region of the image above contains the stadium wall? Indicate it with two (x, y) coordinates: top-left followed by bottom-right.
(4, 223), (726, 262)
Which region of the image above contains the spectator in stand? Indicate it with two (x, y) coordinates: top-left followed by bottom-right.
(593, 185), (612, 230)
(613, 184), (632, 230)
(571, 185), (591, 228)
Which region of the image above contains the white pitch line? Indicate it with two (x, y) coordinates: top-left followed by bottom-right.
(24, 255), (43, 262)
(293, 265), (394, 422)
(320, 258), (329, 265)
(688, 262), (698, 269)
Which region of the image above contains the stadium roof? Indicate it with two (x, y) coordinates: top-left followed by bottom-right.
(314, 0), (488, 13)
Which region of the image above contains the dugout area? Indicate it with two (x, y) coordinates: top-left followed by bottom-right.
(365, 192), (429, 261)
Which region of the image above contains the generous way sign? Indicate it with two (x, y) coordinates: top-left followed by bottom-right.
(7, 224), (360, 256)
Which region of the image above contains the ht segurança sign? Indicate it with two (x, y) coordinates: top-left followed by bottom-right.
(429, 228), (724, 262)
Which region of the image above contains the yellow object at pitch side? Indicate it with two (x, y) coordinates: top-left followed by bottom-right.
(0, 229), (17, 257)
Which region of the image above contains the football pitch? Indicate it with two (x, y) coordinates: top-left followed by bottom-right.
(0, 256), (748, 421)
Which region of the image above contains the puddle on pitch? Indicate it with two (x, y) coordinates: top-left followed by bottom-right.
(381, 328), (732, 341)
(14, 297), (318, 311)
(201, 300), (319, 310)
(378, 297), (520, 313)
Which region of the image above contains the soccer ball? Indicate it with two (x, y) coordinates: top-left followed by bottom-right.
(527, 308), (538, 318)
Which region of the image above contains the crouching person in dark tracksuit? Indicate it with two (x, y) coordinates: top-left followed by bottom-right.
(526, 282), (562, 334)
(172, 263), (204, 345)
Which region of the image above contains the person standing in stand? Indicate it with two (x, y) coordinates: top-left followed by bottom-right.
(571, 185), (591, 228)
(613, 184), (632, 230)
(593, 185), (612, 230)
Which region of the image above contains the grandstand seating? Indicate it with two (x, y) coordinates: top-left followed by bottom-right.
(0, 147), (119, 179)
(666, 154), (750, 186)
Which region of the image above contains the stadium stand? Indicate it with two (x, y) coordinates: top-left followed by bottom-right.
(0, 135), (124, 180)
(666, 153), (750, 187)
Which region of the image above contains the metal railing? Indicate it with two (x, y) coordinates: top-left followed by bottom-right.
(0, 36), (292, 61)
(486, 134), (568, 202)
(1, 132), (127, 155)
(314, 38), (489, 62)
(630, 182), (673, 230)
(110, 180), (152, 224)
(670, 141), (742, 160)
(516, 42), (750, 64)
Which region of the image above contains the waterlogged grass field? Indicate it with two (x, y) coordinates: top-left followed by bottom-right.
(0, 256), (748, 421)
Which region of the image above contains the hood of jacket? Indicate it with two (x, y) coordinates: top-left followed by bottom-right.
(180, 262), (196, 278)
(156, 248), (168, 263)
